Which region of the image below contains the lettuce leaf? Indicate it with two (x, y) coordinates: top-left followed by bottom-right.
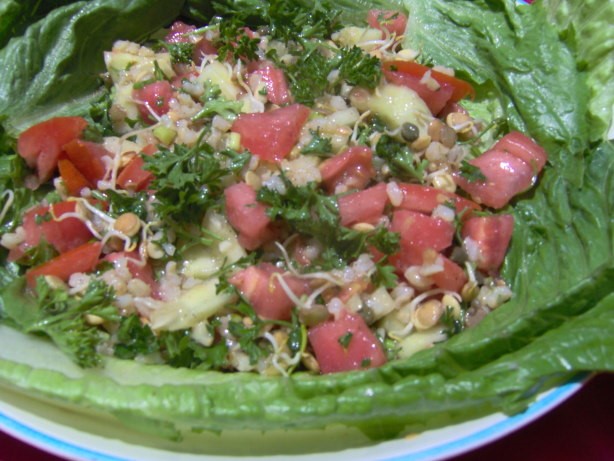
(0, 0), (183, 136)
(541, 0), (614, 141)
(0, 0), (612, 447)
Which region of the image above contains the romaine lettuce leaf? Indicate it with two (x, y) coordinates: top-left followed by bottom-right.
(0, 0), (183, 136)
(0, 0), (612, 447)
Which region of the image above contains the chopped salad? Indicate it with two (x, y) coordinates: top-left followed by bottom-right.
(0, 5), (548, 376)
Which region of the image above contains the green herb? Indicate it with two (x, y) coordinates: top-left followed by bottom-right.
(336, 46), (382, 89)
(91, 189), (149, 221)
(375, 134), (428, 182)
(113, 314), (158, 360)
(192, 83), (243, 121)
(159, 328), (229, 370)
(459, 160), (486, 182)
(301, 128), (333, 157)
(30, 278), (119, 367)
(214, 16), (259, 62)
(441, 305), (465, 337)
(372, 261), (398, 289)
(338, 331), (353, 348)
(228, 304), (271, 365)
(165, 42), (195, 64)
(360, 357), (372, 368)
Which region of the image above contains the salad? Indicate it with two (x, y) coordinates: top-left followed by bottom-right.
(0, 0), (613, 447)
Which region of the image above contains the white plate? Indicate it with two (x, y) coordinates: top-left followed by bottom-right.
(0, 376), (582, 461)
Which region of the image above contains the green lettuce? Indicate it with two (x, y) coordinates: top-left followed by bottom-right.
(0, 0), (612, 449)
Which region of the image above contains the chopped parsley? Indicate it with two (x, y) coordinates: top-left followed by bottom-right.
(338, 331), (353, 349)
(459, 160), (487, 182)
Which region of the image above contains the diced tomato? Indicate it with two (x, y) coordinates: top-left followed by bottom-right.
(383, 61), (475, 111)
(164, 21), (196, 43)
(105, 251), (160, 298)
(62, 139), (110, 185)
(17, 116), (88, 182)
(231, 104), (310, 163)
(319, 146), (375, 193)
(454, 150), (535, 209)
(338, 183), (388, 227)
(229, 263), (310, 320)
(308, 309), (386, 374)
(133, 81), (173, 124)
(430, 256), (468, 292)
(462, 214), (514, 272)
(493, 131), (548, 173)
(247, 61), (291, 105)
(391, 210), (454, 253)
(116, 145), (157, 192)
(396, 183), (480, 219)
(224, 182), (276, 250)
(367, 9), (408, 36)
(192, 38), (218, 65)
(14, 201), (93, 256)
(26, 242), (102, 288)
(58, 159), (91, 196)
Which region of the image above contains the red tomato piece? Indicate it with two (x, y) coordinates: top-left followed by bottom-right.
(308, 309), (387, 374)
(367, 9), (408, 36)
(224, 182), (276, 250)
(105, 251), (160, 298)
(391, 210), (455, 253)
(462, 214), (514, 272)
(396, 183), (481, 219)
(384, 61), (475, 104)
(430, 256), (468, 292)
(116, 145), (157, 192)
(338, 183), (388, 227)
(192, 38), (218, 65)
(319, 146), (375, 193)
(133, 81), (173, 124)
(247, 61), (291, 106)
(58, 159), (92, 196)
(454, 150), (535, 209)
(17, 201), (93, 255)
(17, 116), (88, 182)
(384, 69), (453, 115)
(231, 104), (310, 162)
(493, 131), (548, 173)
(26, 242), (102, 288)
(63, 139), (110, 185)
(229, 263), (310, 320)
(164, 21), (196, 43)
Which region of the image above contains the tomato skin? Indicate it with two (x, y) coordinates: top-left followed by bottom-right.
(454, 150), (535, 209)
(247, 61), (291, 105)
(462, 214), (514, 272)
(164, 21), (195, 43)
(63, 139), (110, 185)
(338, 183), (388, 227)
(229, 263), (310, 320)
(224, 182), (276, 250)
(116, 145), (157, 192)
(10, 201), (94, 261)
(391, 210), (455, 253)
(493, 131), (547, 173)
(231, 104), (310, 163)
(58, 159), (91, 196)
(192, 38), (218, 65)
(308, 309), (387, 374)
(319, 146), (375, 193)
(26, 242), (102, 288)
(133, 81), (173, 124)
(396, 183), (480, 219)
(430, 256), (468, 292)
(17, 116), (88, 182)
(383, 60), (475, 105)
(384, 69), (454, 115)
(367, 9), (408, 36)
